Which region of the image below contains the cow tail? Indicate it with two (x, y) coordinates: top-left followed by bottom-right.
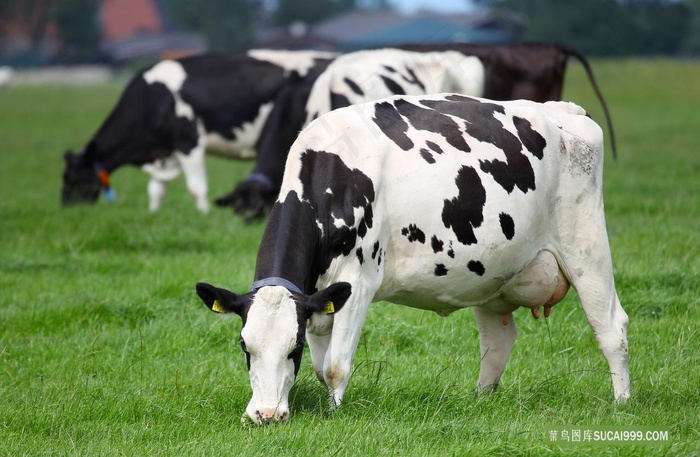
(561, 44), (617, 159)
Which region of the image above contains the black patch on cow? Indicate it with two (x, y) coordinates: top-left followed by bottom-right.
(344, 77), (364, 96)
(377, 249), (382, 266)
(499, 213), (515, 240)
(514, 116), (546, 160)
(468, 260), (485, 276)
(383, 65), (397, 73)
(372, 102), (413, 151)
(394, 99), (471, 153)
(289, 303), (309, 377)
(380, 75), (406, 95)
(447, 242), (455, 259)
(356, 247), (364, 265)
(298, 149), (375, 277)
(442, 166), (486, 245)
(401, 66), (426, 92)
(372, 241), (380, 260)
(175, 56), (298, 143)
(331, 91), (352, 110)
(431, 235), (444, 253)
(435, 264), (448, 276)
(358, 213), (371, 238)
(421, 95), (536, 194)
(426, 140), (444, 155)
(419, 148), (435, 164)
(401, 224), (426, 244)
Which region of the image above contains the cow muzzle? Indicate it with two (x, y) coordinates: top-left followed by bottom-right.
(242, 405), (290, 426)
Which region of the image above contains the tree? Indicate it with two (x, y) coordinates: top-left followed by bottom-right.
(273, 0), (358, 27)
(165, 0), (255, 52)
(473, 0), (692, 56)
(53, 0), (101, 63)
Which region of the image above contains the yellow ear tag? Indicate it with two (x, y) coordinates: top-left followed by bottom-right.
(212, 299), (226, 314)
(320, 301), (335, 315)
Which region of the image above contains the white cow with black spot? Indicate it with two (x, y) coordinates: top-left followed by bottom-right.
(196, 93), (630, 425)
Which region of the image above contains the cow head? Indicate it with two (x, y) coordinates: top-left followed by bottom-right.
(195, 281), (351, 425)
(61, 150), (102, 206)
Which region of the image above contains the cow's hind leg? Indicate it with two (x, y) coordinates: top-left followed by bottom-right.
(472, 307), (517, 393)
(571, 269), (630, 402)
(176, 142), (209, 214)
(558, 205), (630, 402)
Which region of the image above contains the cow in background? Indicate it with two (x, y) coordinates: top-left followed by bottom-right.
(215, 42), (616, 220)
(60, 49), (335, 213)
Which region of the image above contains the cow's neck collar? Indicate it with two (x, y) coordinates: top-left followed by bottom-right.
(250, 277), (303, 294)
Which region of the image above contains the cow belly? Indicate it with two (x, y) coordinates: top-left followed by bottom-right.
(205, 133), (256, 159)
(376, 248), (569, 315)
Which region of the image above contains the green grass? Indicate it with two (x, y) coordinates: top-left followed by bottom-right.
(1, 59), (699, 455)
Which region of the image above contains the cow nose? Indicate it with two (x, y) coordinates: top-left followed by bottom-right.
(255, 408), (289, 425)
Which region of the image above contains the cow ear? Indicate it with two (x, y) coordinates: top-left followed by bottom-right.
(196, 282), (246, 315)
(306, 282), (352, 316)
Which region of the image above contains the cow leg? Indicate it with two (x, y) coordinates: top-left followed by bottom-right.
(142, 157), (181, 211)
(147, 178), (166, 211)
(175, 142), (209, 213)
(306, 332), (331, 384)
(557, 191), (630, 402)
(568, 259), (630, 402)
(472, 306), (517, 393)
(322, 284), (374, 408)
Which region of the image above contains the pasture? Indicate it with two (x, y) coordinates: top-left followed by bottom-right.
(1, 59), (699, 455)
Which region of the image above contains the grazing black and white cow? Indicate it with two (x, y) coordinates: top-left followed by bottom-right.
(61, 49), (335, 212)
(196, 93), (630, 424)
(215, 48), (485, 218)
(215, 42), (617, 219)
(304, 48), (485, 123)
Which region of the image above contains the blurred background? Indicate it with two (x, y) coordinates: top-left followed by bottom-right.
(0, 0), (697, 80)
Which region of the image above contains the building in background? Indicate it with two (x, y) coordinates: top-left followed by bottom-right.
(256, 10), (521, 51)
(0, 0), (517, 66)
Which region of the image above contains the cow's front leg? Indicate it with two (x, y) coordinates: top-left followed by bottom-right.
(306, 312), (334, 384)
(142, 157), (181, 211)
(323, 290), (373, 408)
(176, 142), (209, 214)
(472, 306), (517, 393)
(306, 332), (331, 384)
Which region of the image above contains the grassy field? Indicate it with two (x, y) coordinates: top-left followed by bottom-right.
(1, 59), (699, 455)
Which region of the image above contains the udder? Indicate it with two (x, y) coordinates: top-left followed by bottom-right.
(492, 250), (570, 322)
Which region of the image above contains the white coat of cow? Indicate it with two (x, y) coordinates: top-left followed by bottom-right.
(304, 48), (485, 126)
(195, 93), (630, 425)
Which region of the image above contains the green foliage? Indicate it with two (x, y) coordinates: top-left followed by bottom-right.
(476, 0), (693, 56)
(164, 0), (255, 52)
(53, 0), (101, 63)
(273, 0), (358, 26)
(1, 60), (699, 454)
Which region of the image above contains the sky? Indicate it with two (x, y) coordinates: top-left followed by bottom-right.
(391, 0), (475, 14)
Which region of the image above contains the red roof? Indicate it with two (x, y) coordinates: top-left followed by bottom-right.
(101, 0), (164, 42)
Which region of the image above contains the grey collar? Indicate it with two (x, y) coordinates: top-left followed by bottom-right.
(250, 277), (303, 294)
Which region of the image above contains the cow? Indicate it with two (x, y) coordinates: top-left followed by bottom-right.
(60, 49), (336, 213)
(215, 48), (486, 219)
(214, 42), (616, 220)
(195, 93), (630, 425)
